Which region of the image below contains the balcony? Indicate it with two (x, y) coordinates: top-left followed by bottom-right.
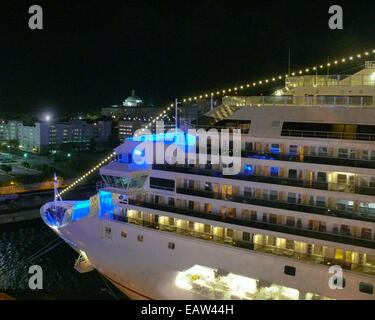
(117, 208), (375, 276)
(153, 164), (375, 197)
(242, 150), (375, 169)
(177, 187), (375, 224)
(127, 198), (375, 249)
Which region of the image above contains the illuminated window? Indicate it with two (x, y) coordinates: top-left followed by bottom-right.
(121, 231), (127, 238)
(226, 229), (234, 238)
(204, 203), (212, 213)
(334, 249), (344, 260)
(286, 240), (294, 250)
(270, 167), (279, 177)
(337, 174), (347, 184)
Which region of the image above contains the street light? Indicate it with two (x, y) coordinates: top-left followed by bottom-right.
(23, 153), (28, 159)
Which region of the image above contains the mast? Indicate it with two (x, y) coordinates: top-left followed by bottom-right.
(54, 172), (61, 203)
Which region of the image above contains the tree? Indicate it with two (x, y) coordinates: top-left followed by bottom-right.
(1, 164), (12, 173)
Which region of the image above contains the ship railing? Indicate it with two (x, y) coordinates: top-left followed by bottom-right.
(222, 95), (374, 108)
(126, 198), (375, 249)
(153, 163), (375, 199)
(281, 129), (375, 141)
(117, 214), (375, 276)
(242, 150), (375, 169)
(176, 186), (375, 223)
(285, 74), (375, 88)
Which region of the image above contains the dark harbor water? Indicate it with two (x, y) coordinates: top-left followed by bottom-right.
(0, 218), (128, 300)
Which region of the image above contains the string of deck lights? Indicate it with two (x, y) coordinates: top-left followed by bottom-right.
(57, 48), (375, 197)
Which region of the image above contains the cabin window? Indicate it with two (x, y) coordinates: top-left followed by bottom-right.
(204, 203), (212, 213)
(150, 177), (175, 191)
(288, 169), (297, 179)
(245, 142), (253, 151)
(286, 216), (295, 227)
(250, 211), (257, 221)
(369, 203), (375, 214)
(289, 145), (298, 154)
(244, 165), (253, 175)
(244, 187), (252, 197)
(226, 229), (234, 238)
(204, 182), (212, 191)
(169, 217), (175, 226)
(270, 167), (279, 177)
(121, 231), (127, 238)
(286, 240), (294, 250)
(287, 193), (297, 203)
(317, 172), (327, 183)
(268, 214), (277, 224)
(338, 148), (348, 159)
(359, 283), (373, 294)
(243, 232), (251, 241)
(318, 147), (328, 157)
(168, 242), (175, 250)
(284, 266), (296, 276)
(168, 197), (175, 207)
(316, 196), (326, 207)
(337, 174), (347, 184)
(204, 224), (211, 233)
(228, 208), (236, 218)
(269, 190), (278, 201)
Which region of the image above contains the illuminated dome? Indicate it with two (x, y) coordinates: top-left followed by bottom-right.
(122, 90), (143, 107)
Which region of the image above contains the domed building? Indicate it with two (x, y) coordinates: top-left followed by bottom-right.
(122, 90), (144, 107)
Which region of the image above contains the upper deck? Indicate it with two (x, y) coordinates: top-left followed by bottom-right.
(286, 74), (375, 88)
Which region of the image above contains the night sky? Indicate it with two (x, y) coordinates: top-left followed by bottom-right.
(0, 0), (374, 116)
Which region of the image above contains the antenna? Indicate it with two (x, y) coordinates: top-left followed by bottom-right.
(288, 48), (291, 76)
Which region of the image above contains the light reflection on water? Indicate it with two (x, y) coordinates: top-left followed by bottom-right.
(0, 218), (127, 300)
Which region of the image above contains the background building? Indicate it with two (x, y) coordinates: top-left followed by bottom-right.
(0, 120), (20, 142)
(17, 119), (112, 154)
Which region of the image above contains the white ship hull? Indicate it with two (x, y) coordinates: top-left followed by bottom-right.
(50, 210), (375, 300)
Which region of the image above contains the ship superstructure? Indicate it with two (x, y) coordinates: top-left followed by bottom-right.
(41, 62), (375, 300)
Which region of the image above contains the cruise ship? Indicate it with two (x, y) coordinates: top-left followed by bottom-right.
(41, 62), (375, 300)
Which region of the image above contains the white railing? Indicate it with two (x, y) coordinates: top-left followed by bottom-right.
(286, 74), (375, 88)
(222, 95), (374, 108)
